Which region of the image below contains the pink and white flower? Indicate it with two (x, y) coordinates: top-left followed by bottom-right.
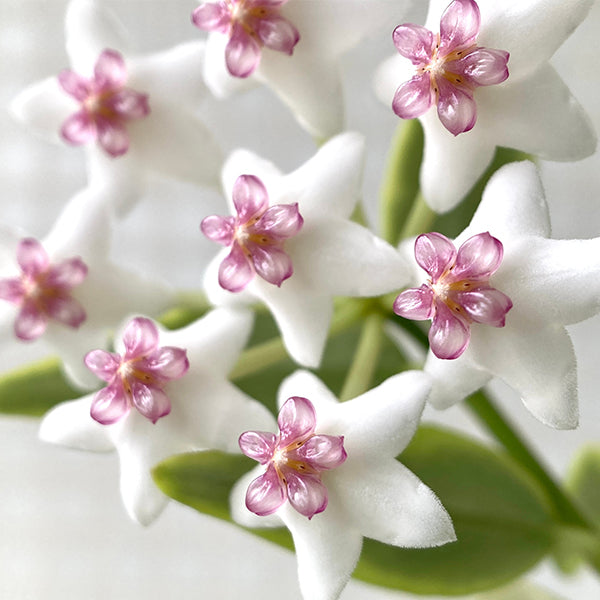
(231, 370), (455, 600)
(413, 161), (600, 429)
(391, 0), (509, 135)
(375, 0), (597, 212)
(394, 231), (512, 359)
(201, 174), (303, 291)
(203, 133), (411, 367)
(40, 308), (274, 525)
(192, 0), (300, 78)
(10, 0), (222, 215)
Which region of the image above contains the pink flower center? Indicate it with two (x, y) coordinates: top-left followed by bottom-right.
(391, 0), (509, 135)
(0, 238), (88, 341)
(393, 232), (513, 359)
(85, 317), (190, 425)
(201, 174), (303, 292)
(58, 49), (150, 157)
(239, 396), (347, 519)
(192, 0), (300, 77)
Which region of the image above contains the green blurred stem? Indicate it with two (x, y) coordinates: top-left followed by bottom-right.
(398, 192), (437, 240)
(339, 312), (384, 402)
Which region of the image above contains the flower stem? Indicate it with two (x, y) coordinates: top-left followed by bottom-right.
(398, 192), (437, 240)
(339, 312), (384, 402)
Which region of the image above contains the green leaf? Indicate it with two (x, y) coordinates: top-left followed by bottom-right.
(154, 426), (555, 596)
(473, 579), (566, 600)
(0, 357), (82, 417)
(565, 444), (600, 529)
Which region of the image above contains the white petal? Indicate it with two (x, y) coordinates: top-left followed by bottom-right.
(280, 500), (363, 600)
(373, 54), (418, 107)
(39, 395), (114, 452)
(480, 65), (596, 161)
(10, 77), (75, 144)
(289, 218), (409, 296)
(129, 41), (210, 107)
(333, 459), (455, 547)
(128, 103), (222, 188)
(276, 370), (339, 413)
(65, 0), (130, 75)
(202, 250), (256, 307)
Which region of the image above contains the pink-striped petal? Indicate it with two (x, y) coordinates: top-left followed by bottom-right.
(94, 49), (127, 90)
(84, 349), (121, 381)
(393, 285), (434, 320)
(218, 242), (254, 292)
(284, 470), (328, 519)
(245, 463), (286, 516)
(144, 347), (189, 379)
(294, 435), (347, 471)
(439, 0), (481, 55)
(226, 23), (262, 78)
(256, 15), (299, 54)
(448, 48), (509, 87)
(429, 300), (470, 359)
(278, 396), (316, 447)
(0, 278), (24, 304)
(232, 174), (269, 223)
(436, 76), (477, 135)
(414, 232), (456, 281)
(191, 2), (231, 32)
(57, 69), (90, 101)
(96, 118), (130, 157)
(61, 110), (97, 146)
(255, 203), (303, 240)
(122, 317), (160, 359)
(392, 73), (434, 120)
(201, 215), (236, 245)
(90, 384), (130, 425)
(16, 238), (49, 276)
(108, 89), (150, 120)
(44, 295), (87, 328)
(239, 431), (278, 464)
(248, 244), (293, 287)
(14, 301), (47, 341)
(455, 287), (512, 326)
(45, 257), (88, 289)
(392, 24), (435, 64)
(451, 232), (504, 281)
(129, 380), (171, 424)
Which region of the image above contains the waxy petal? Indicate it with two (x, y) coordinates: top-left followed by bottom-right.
(392, 73), (434, 120)
(57, 69), (90, 101)
(394, 285), (435, 320)
(45, 257), (88, 289)
(84, 349), (121, 381)
(107, 89), (150, 120)
(232, 174), (269, 223)
(94, 49), (127, 89)
(96, 118), (130, 157)
(393, 24), (435, 64)
(130, 380), (171, 424)
(191, 2), (231, 32)
(257, 15), (300, 54)
(201, 215), (236, 246)
(248, 244), (293, 287)
(15, 302), (47, 341)
(439, 0), (481, 54)
(256, 203), (303, 240)
(122, 317), (160, 359)
(144, 347), (189, 380)
(456, 287), (512, 326)
(294, 435), (347, 471)
(448, 47), (509, 86)
(451, 232), (504, 281)
(415, 232), (456, 281)
(90, 384), (130, 425)
(226, 23), (261, 78)
(60, 110), (96, 145)
(239, 431), (278, 464)
(284, 470), (328, 518)
(0, 279), (24, 304)
(245, 463), (286, 516)
(436, 76), (477, 135)
(16, 238), (49, 276)
(218, 243), (254, 292)
(429, 300), (470, 359)
(278, 396), (316, 447)
(44, 295), (87, 328)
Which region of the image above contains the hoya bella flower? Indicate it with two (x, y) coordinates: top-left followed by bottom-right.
(375, 0), (597, 211)
(391, 0), (509, 135)
(201, 174), (303, 291)
(394, 231), (512, 359)
(10, 0), (222, 215)
(0, 238), (88, 341)
(203, 132), (411, 367)
(0, 186), (174, 389)
(418, 161), (600, 429)
(59, 49), (150, 157)
(192, 0), (300, 78)
(231, 370), (455, 600)
(240, 396), (347, 518)
(85, 317), (189, 425)
(199, 0), (412, 139)
(39, 308), (274, 525)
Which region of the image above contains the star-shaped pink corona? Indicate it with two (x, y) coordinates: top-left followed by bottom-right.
(392, 0), (509, 135)
(239, 396), (347, 519)
(84, 317), (189, 425)
(58, 49), (150, 157)
(192, 0), (300, 77)
(0, 238), (88, 341)
(201, 174), (303, 292)
(394, 231), (512, 359)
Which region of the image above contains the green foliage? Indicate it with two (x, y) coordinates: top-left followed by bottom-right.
(566, 444), (600, 529)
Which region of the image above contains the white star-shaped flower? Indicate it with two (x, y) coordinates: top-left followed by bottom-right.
(39, 307), (274, 525)
(375, 0), (597, 212)
(202, 132), (411, 367)
(0, 186), (174, 389)
(401, 161), (600, 429)
(196, 0), (413, 139)
(231, 369), (456, 600)
(10, 0), (222, 215)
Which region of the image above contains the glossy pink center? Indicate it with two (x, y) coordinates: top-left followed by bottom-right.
(239, 396), (347, 519)
(393, 232), (513, 359)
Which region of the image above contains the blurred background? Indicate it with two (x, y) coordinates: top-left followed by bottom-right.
(1, 1), (599, 598)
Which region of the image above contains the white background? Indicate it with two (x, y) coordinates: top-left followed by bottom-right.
(0, 1), (599, 599)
